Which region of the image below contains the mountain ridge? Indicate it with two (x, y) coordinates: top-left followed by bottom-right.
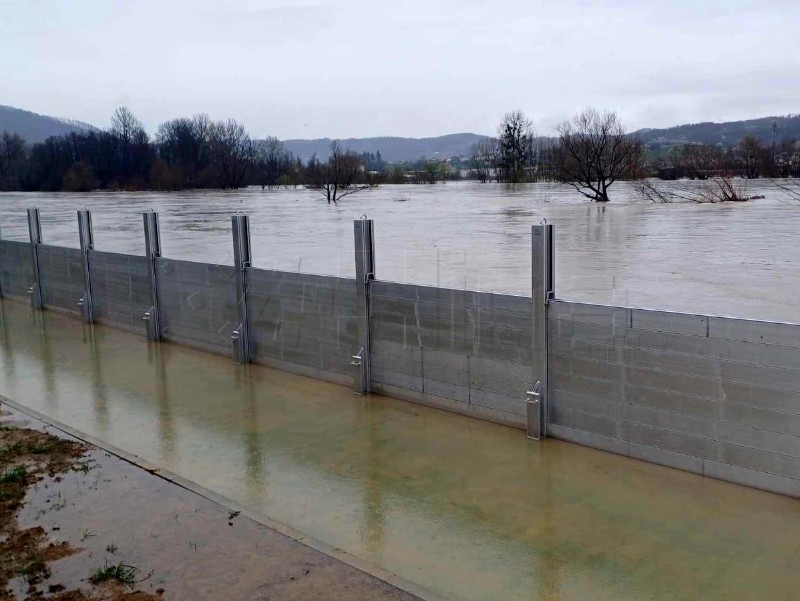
(281, 133), (490, 162)
(631, 114), (800, 149)
(0, 105), (97, 143)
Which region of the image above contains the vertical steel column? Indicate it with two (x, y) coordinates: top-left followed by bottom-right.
(142, 211), (163, 340)
(77, 210), (94, 322)
(231, 214), (252, 364)
(528, 223), (554, 439)
(27, 208), (43, 310)
(352, 218), (375, 394)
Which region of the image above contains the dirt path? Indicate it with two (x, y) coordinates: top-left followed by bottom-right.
(1, 403), (420, 601)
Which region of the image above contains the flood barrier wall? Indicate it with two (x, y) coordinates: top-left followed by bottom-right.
(370, 281), (532, 427)
(549, 301), (800, 497)
(0, 213), (798, 498)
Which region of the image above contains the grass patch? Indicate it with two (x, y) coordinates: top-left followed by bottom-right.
(90, 562), (139, 588)
(0, 465), (27, 484)
(0, 441), (23, 462)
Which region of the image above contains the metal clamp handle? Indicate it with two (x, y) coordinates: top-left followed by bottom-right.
(526, 380), (541, 405)
(351, 347), (364, 367)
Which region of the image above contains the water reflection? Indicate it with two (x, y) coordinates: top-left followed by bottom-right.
(238, 366), (266, 506)
(149, 342), (175, 463)
(360, 417), (387, 564)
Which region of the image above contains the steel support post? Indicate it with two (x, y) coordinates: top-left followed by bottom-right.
(143, 211), (163, 340)
(528, 223), (554, 439)
(27, 208), (43, 310)
(77, 210), (95, 322)
(231, 214), (252, 364)
(352, 218), (375, 394)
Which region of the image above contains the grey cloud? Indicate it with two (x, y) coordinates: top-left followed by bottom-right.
(1, 0), (797, 138)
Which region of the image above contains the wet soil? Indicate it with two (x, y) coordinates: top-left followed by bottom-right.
(0, 404), (418, 601)
(0, 411), (158, 600)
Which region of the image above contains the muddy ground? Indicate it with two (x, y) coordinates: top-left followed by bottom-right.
(0, 403), (418, 601)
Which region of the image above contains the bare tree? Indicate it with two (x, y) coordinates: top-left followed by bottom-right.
(682, 144), (722, 180)
(633, 176), (751, 203)
(110, 107), (144, 146)
(469, 138), (497, 183)
(254, 136), (292, 189)
(208, 119), (254, 189)
(554, 108), (645, 202)
(0, 132), (27, 190)
(308, 141), (367, 203)
(110, 107), (150, 185)
(736, 135), (763, 179)
(498, 110), (533, 183)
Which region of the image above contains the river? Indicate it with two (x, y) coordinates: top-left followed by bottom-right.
(1, 180), (798, 322)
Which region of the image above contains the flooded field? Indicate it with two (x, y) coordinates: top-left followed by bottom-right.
(1, 179), (800, 322)
(0, 299), (798, 601)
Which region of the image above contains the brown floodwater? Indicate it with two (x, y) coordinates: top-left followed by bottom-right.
(1, 406), (419, 601)
(0, 299), (798, 600)
(1, 179), (799, 322)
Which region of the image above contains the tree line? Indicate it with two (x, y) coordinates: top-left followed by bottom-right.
(2, 106), (799, 203)
(469, 108), (644, 202)
(647, 135), (800, 180)
(0, 107), (376, 198)
(468, 109), (800, 201)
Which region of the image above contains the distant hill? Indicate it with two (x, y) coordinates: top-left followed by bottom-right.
(0, 105), (97, 143)
(282, 133), (490, 163)
(5, 102), (800, 157)
(634, 114), (800, 149)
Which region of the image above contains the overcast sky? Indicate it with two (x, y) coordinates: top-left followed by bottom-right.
(2, 0), (799, 139)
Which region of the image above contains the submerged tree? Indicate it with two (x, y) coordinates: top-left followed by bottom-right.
(253, 136), (293, 189)
(497, 110), (533, 183)
(633, 176), (752, 203)
(208, 119), (254, 189)
(469, 138), (497, 183)
(308, 141), (367, 203)
(110, 107), (152, 187)
(554, 108), (644, 202)
(0, 132), (27, 190)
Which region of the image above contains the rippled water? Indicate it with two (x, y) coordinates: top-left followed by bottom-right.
(1, 180), (798, 321)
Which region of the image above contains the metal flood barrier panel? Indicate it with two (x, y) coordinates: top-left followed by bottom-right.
(89, 251), (151, 333)
(0, 240), (34, 301)
(37, 244), (84, 316)
(155, 257), (238, 356)
(1, 211), (798, 498)
(369, 281), (533, 428)
(247, 268), (360, 385)
(548, 300), (800, 497)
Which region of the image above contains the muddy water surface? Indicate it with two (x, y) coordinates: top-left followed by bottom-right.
(1, 180), (799, 321)
(0, 300), (799, 601)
